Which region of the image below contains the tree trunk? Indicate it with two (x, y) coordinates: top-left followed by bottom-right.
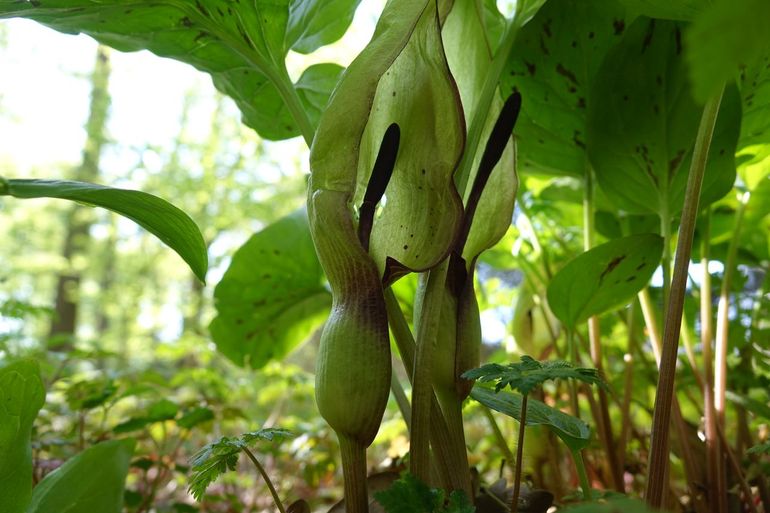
(49, 45), (111, 348)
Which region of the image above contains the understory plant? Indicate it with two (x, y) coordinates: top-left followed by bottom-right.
(2, 0), (770, 512)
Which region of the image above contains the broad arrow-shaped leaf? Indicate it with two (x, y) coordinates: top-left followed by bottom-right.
(685, 0), (770, 102)
(29, 439), (135, 513)
(546, 233), (663, 329)
(504, 0), (632, 177)
(0, 0), (357, 140)
(615, 0), (704, 21)
(0, 178), (207, 281)
(0, 359), (45, 513)
(210, 209), (331, 369)
(587, 18), (740, 219)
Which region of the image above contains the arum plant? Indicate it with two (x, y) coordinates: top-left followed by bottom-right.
(308, 0), (529, 507)
(464, 356), (605, 509)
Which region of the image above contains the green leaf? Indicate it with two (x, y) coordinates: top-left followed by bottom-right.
(558, 497), (662, 512)
(29, 439), (136, 513)
(285, 0), (362, 54)
(210, 210), (331, 369)
(0, 1), (350, 140)
(546, 234), (663, 328)
(615, 0), (703, 21)
(113, 417), (153, 435)
(726, 390), (770, 421)
(686, 0), (770, 102)
(373, 473), (473, 513)
(481, 0), (506, 52)
(504, 0), (632, 177)
(587, 19), (741, 218)
(0, 179), (207, 281)
(736, 51), (770, 191)
(295, 63), (345, 130)
(470, 385), (591, 452)
(0, 359), (45, 513)
(462, 355), (604, 395)
(374, 473), (444, 513)
(177, 407), (215, 430)
(147, 398), (179, 422)
(747, 441), (770, 455)
(188, 429), (292, 501)
(65, 378), (117, 411)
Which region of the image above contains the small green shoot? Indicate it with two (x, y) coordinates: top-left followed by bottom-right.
(188, 428), (292, 512)
(373, 472), (474, 513)
(464, 356), (604, 509)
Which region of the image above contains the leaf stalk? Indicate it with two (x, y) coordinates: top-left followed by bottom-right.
(645, 86), (725, 508)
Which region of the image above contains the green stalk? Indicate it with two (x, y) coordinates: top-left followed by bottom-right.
(273, 64), (315, 147)
(242, 446), (288, 513)
(410, 261), (450, 484)
(583, 162), (623, 491)
(714, 191), (749, 425)
(572, 449), (592, 501)
(383, 288), (462, 491)
(391, 371), (412, 430)
(482, 406), (516, 475)
(566, 329), (580, 418)
(337, 437), (369, 513)
(435, 389), (473, 496)
(645, 86), (725, 509)
(638, 289), (709, 513)
(511, 394), (528, 513)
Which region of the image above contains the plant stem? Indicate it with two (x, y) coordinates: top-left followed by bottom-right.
(435, 389), (473, 497)
(383, 287), (462, 491)
(482, 406), (516, 476)
(714, 191), (749, 425)
(335, 437), (368, 513)
(700, 207), (724, 511)
(242, 446), (288, 513)
(511, 393), (528, 513)
(619, 351), (634, 473)
(582, 164), (623, 491)
(680, 313), (703, 389)
(645, 86), (725, 509)
(410, 261), (450, 484)
(566, 329), (580, 418)
(638, 289), (709, 513)
(390, 370), (412, 430)
(273, 64), (315, 147)
(715, 421), (760, 513)
(572, 449), (592, 501)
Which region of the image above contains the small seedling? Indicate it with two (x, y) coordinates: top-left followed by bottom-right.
(188, 428), (292, 513)
(464, 356), (605, 510)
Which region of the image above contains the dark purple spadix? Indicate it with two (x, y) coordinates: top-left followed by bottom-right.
(358, 123), (401, 250)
